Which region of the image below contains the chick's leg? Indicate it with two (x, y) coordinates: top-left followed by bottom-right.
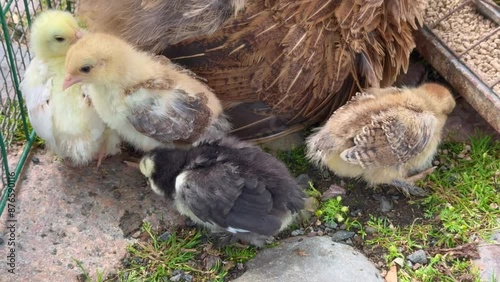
(94, 144), (107, 168)
(392, 166), (437, 197)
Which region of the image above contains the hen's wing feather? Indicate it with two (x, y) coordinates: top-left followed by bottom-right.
(163, 0), (426, 141)
(340, 109), (437, 168)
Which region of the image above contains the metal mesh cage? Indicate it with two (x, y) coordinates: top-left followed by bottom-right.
(0, 0), (72, 215)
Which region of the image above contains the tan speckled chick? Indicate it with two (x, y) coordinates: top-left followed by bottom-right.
(63, 33), (230, 153)
(306, 83), (456, 196)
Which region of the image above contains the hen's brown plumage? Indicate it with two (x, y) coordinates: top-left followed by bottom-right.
(163, 0), (427, 141)
(76, 0), (246, 52)
(78, 0), (427, 142)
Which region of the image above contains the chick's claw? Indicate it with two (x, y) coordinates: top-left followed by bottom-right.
(391, 180), (429, 197)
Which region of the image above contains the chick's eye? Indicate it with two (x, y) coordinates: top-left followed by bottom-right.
(54, 36), (65, 42)
(79, 65), (92, 74)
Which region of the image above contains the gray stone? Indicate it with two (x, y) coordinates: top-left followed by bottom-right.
(365, 227), (377, 235)
(158, 231), (172, 242)
(322, 184), (347, 201)
(407, 250), (428, 264)
(379, 196), (393, 212)
(0, 150), (182, 281)
(234, 236), (383, 282)
(473, 218), (500, 281)
(291, 229), (305, 236)
(331, 230), (355, 242)
(324, 222), (338, 229)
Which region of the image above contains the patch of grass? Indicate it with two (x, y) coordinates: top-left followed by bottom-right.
(317, 196), (349, 225)
(305, 181), (321, 198)
(0, 101), (45, 147)
(274, 145), (310, 176)
(363, 135), (500, 281)
(101, 222), (257, 282)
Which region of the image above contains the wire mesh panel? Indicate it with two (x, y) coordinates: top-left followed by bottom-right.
(415, 0), (500, 132)
(0, 0), (72, 215)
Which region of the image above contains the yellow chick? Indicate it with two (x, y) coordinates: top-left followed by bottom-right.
(20, 10), (121, 167)
(62, 32), (230, 153)
(306, 83), (456, 196)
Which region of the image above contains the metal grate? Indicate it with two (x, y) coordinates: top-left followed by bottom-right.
(415, 0), (500, 132)
(0, 0), (73, 216)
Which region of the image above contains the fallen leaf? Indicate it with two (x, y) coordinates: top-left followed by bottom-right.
(385, 265), (398, 282)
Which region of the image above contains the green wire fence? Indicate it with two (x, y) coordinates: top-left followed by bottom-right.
(0, 0), (72, 216)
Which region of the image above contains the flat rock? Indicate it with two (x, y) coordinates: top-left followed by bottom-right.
(473, 219), (500, 281)
(0, 149), (182, 281)
(234, 236), (383, 282)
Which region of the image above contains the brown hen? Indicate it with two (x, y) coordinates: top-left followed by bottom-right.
(77, 0), (427, 142)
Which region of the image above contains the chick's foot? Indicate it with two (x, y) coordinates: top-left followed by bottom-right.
(391, 180), (429, 197)
(94, 145), (108, 167)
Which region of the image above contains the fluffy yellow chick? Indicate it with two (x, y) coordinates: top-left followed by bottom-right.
(62, 32), (230, 152)
(306, 83), (456, 196)
(20, 10), (121, 167)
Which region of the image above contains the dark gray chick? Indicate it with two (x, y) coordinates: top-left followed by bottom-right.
(139, 136), (306, 247)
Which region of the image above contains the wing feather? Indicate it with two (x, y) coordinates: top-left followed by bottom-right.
(128, 89), (212, 143)
(340, 109), (437, 168)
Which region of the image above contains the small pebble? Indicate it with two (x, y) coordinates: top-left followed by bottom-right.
(408, 249), (428, 264)
(324, 222), (338, 229)
(380, 196), (393, 212)
(291, 229), (305, 236)
(170, 274), (183, 282)
(237, 263), (244, 270)
(350, 209), (362, 217)
(393, 257), (405, 267)
(158, 231), (172, 242)
(413, 263), (422, 270)
(321, 184), (347, 201)
(67, 263), (74, 269)
(317, 230), (324, 236)
(112, 190), (121, 200)
(331, 230), (355, 241)
(307, 231), (317, 237)
(365, 226), (377, 235)
(32, 157), (40, 164)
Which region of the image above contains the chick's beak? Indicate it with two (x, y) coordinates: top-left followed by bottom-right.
(63, 74), (82, 91)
